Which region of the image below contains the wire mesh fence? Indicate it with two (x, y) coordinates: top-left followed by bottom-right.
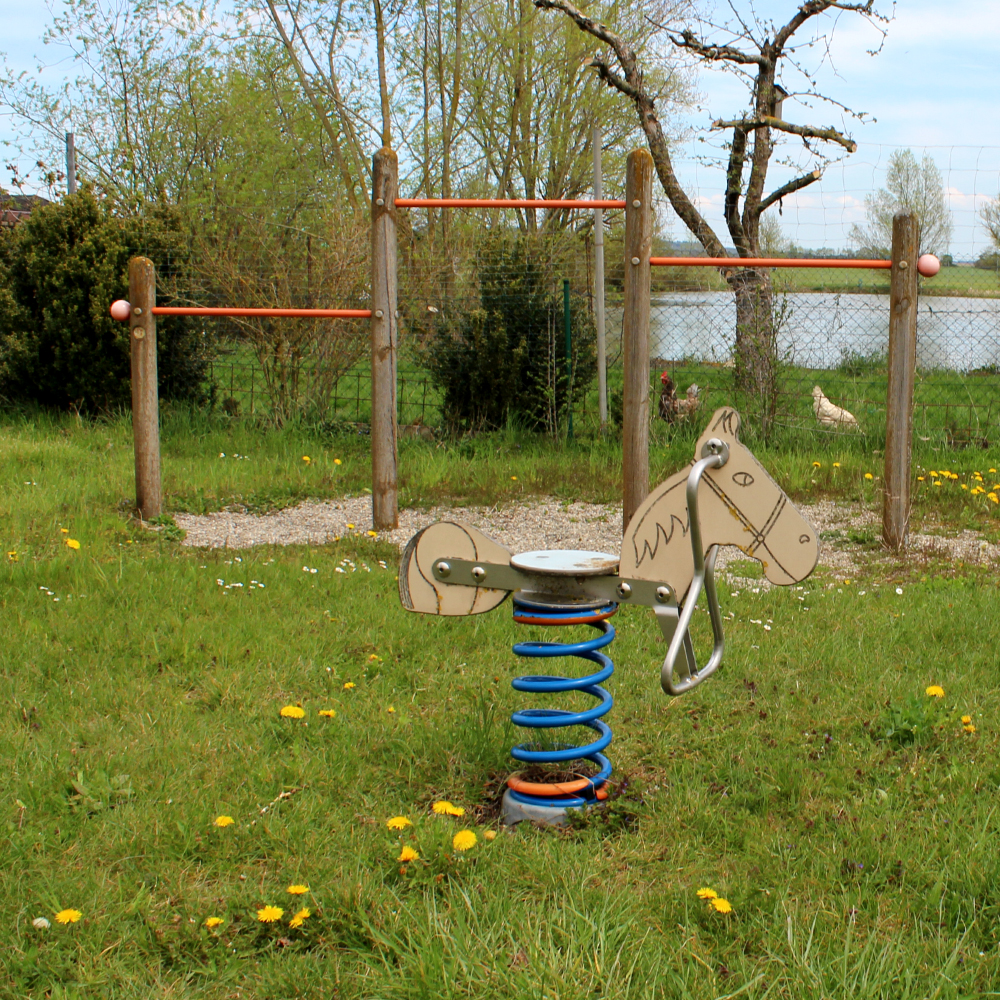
(144, 210), (1000, 449)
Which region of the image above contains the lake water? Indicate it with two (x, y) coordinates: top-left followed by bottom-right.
(610, 292), (1000, 371)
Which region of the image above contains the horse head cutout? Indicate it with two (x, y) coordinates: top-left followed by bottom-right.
(620, 407), (819, 600)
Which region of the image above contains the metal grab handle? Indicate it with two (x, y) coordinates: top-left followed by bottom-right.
(658, 441), (729, 695)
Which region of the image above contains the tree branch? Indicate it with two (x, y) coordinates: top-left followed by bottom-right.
(665, 29), (766, 66)
(533, 0), (728, 258)
(758, 168), (822, 215)
(724, 126), (749, 254)
(712, 115), (857, 152)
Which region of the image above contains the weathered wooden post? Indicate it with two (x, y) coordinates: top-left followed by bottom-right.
(622, 149), (654, 532)
(129, 256), (162, 519)
(371, 147), (399, 529)
(883, 212), (919, 551)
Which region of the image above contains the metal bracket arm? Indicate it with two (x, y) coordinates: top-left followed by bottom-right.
(431, 559), (676, 608)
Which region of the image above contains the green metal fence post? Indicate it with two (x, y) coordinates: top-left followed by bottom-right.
(564, 278), (573, 441)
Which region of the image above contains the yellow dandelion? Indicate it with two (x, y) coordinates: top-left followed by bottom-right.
(318, 709), (336, 718)
(989, 493), (999, 504)
(6, 550), (17, 561)
(368, 654), (380, 661)
(710, 897), (733, 914)
(432, 800), (464, 816)
(929, 470), (938, 476)
(696, 887), (718, 900)
(917, 476), (925, 482)
(398, 845), (419, 862)
(346, 523), (355, 529)
(288, 907), (311, 928)
(334, 458), (342, 466)
(833, 462), (841, 468)
(257, 905), (284, 923)
(367, 530), (378, 537)
(60, 527), (69, 534)
(452, 830), (477, 851)
(483, 830), (497, 841)
(213, 815), (235, 828)
(54, 909), (82, 924)
(387, 706), (396, 714)
(280, 704), (306, 719)
(961, 715), (972, 724)
(65, 538), (81, 550)
(934, 480), (942, 487)
(286, 884), (309, 895)
(812, 461), (821, 468)
(925, 685), (944, 699)
(343, 681), (356, 690)
(302, 455), (311, 463)
(964, 724), (977, 734)
(962, 484), (968, 490)
(511, 476), (518, 481)
(864, 473), (873, 481)
(205, 916), (224, 929)
(386, 816), (412, 830)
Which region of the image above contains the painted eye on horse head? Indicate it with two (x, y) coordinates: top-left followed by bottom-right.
(731, 471), (755, 487)
(799, 534), (811, 544)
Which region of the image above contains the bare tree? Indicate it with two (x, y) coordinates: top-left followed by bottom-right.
(850, 149), (952, 257)
(533, 0), (890, 431)
(983, 198), (1000, 251)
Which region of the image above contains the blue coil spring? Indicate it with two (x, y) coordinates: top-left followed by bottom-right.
(507, 595), (618, 808)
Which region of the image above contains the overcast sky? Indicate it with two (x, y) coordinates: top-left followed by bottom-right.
(2, 0), (998, 257)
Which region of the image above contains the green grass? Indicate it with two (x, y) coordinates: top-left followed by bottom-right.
(5, 412), (1000, 996)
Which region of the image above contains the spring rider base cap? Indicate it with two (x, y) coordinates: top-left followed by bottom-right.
(501, 788), (604, 826)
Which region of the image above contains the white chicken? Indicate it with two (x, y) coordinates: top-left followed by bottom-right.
(675, 383), (700, 419)
(812, 386), (859, 430)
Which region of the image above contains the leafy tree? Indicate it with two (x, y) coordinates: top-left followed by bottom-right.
(425, 235), (596, 434)
(849, 149), (953, 257)
(0, 189), (209, 411)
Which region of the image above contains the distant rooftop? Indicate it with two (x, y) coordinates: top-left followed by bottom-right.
(0, 192), (51, 229)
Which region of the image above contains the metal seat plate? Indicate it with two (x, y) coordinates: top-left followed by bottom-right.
(510, 550), (620, 576)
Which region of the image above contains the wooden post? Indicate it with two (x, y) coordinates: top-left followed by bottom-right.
(371, 147), (399, 529)
(129, 256), (162, 519)
(883, 212), (919, 552)
(622, 149), (654, 532)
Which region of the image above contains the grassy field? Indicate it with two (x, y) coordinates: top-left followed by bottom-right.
(650, 264), (1000, 297)
(5, 411), (1000, 997)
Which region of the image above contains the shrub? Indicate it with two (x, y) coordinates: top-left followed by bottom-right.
(0, 190), (211, 412)
(423, 235), (596, 434)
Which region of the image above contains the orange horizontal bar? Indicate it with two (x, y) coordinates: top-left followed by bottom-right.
(395, 198), (626, 209)
(150, 307), (372, 318)
(650, 256), (892, 269)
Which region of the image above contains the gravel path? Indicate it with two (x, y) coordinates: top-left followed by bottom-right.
(173, 496), (1000, 582)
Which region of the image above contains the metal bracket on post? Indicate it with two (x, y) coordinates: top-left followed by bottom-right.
(657, 438), (729, 695)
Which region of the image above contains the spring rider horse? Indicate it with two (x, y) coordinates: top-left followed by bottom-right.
(398, 409), (818, 824)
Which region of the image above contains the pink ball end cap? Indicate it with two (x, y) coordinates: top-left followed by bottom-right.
(109, 299), (131, 321)
(917, 254), (940, 277)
